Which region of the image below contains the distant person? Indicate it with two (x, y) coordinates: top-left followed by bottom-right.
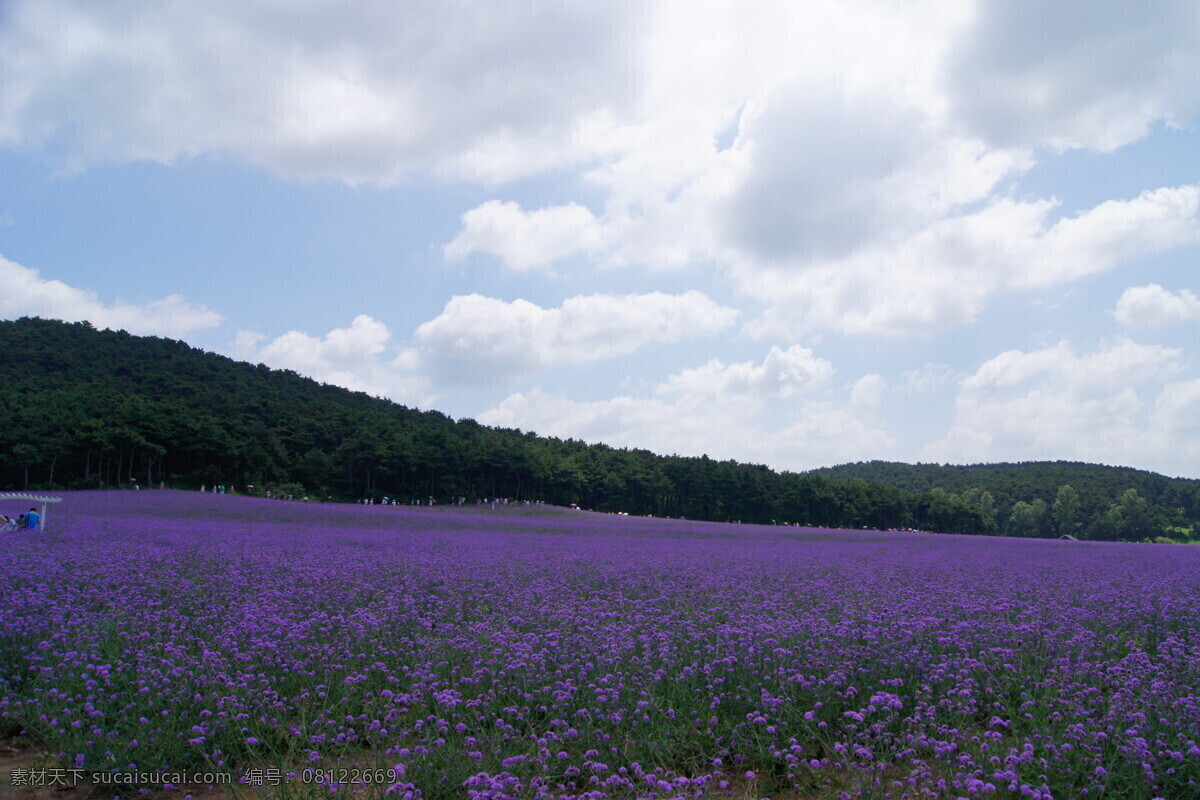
(25, 508), (40, 531)
(0, 515), (13, 531)
(15, 514), (26, 529)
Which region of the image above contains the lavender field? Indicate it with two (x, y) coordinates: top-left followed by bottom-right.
(2, 491), (1199, 800)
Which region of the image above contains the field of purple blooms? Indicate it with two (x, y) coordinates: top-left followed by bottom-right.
(2, 491), (1199, 800)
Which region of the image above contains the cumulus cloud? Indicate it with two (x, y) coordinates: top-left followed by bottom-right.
(743, 185), (1200, 337)
(233, 315), (428, 404)
(1114, 284), (1200, 328)
(720, 85), (1023, 265)
(440, 4), (1199, 331)
(0, 0), (643, 183)
(6, 0), (1196, 189)
(7, 0), (1200, 344)
(444, 201), (604, 270)
(0, 254), (222, 335)
(614, 3), (1199, 333)
(414, 291), (738, 381)
(943, 0), (1200, 151)
(658, 345), (833, 400)
(479, 346), (893, 470)
(722, 87), (925, 263)
(1151, 379), (1200, 452)
(849, 374), (887, 408)
(922, 338), (1195, 474)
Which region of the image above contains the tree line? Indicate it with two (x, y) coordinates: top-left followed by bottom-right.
(3, 317), (1194, 540)
(814, 461), (1200, 541)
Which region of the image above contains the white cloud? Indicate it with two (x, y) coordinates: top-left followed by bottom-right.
(598, 2), (1200, 332)
(657, 345), (834, 400)
(943, 0), (1200, 151)
(0, 253), (222, 335)
(480, 346), (892, 470)
(901, 363), (956, 394)
(444, 201), (604, 271)
(7, 0), (1200, 346)
(719, 85), (1024, 265)
(1034, 187), (1200, 283)
(441, 5), (1199, 332)
(414, 291), (738, 381)
(1114, 284), (1200, 328)
(922, 338), (1194, 473)
(233, 315), (429, 404)
(5, 0), (1195, 194)
(743, 185), (1200, 338)
(0, 0), (644, 183)
(849, 374), (887, 408)
(1151, 379), (1200, 454)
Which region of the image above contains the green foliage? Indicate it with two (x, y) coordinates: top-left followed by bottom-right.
(1004, 500), (1041, 538)
(960, 487), (998, 533)
(813, 460), (1198, 542)
(1, 317), (990, 533)
(5, 318), (1193, 541)
(1117, 487), (1155, 540)
(1088, 504), (1127, 541)
(1053, 484), (1081, 538)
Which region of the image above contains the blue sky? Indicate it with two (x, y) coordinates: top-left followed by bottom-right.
(2, 0), (1199, 477)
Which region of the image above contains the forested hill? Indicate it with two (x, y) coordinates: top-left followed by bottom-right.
(1, 316), (989, 532)
(813, 461), (1200, 540)
(2, 317), (1195, 540)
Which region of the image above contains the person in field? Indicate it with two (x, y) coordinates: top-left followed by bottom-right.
(24, 507), (40, 531)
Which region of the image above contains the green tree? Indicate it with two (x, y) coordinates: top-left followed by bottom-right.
(1031, 498), (1051, 538)
(11, 443), (39, 490)
(961, 487), (998, 533)
(1004, 500), (1044, 538)
(1053, 484), (1081, 538)
(1118, 488), (1155, 540)
(5, 317), (1199, 537)
(1088, 505), (1125, 541)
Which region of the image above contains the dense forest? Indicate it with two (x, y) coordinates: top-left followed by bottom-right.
(814, 461), (1200, 541)
(2, 317), (1195, 540)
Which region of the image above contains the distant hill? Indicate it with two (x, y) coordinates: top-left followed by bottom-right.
(1, 317), (990, 533)
(2, 317), (1194, 541)
(813, 461), (1199, 540)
